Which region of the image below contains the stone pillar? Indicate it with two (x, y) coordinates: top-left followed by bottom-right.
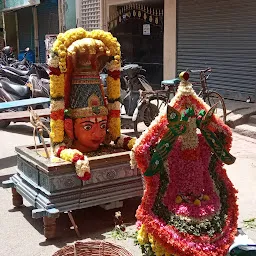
(163, 0), (176, 80)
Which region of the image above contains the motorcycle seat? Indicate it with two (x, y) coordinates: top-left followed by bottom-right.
(0, 79), (30, 98)
(3, 66), (29, 76)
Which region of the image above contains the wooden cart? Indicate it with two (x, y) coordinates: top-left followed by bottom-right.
(2, 144), (143, 239)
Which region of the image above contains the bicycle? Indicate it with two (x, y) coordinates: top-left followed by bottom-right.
(133, 68), (227, 137)
(133, 79), (178, 137)
(188, 67), (227, 123)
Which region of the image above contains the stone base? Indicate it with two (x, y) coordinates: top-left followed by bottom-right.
(2, 144), (143, 238)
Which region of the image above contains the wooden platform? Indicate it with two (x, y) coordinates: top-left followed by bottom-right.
(0, 108), (50, 121)
(2, 144), (143, 239)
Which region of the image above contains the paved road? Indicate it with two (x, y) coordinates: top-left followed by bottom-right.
(0, 123), (255, 255)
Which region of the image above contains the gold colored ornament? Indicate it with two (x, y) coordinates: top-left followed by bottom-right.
(70, 106), (108, 119)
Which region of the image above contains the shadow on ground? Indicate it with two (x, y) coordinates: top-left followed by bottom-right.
(0, 155), (17, 170)
(2, 123), (50, 138)
(1, 123), (34, 136)
(6, 197), (141, 249)
(226, 107), (250, 117)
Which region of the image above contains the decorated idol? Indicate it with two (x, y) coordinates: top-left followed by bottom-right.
(48, 28), (135, 181)
(131, 72), (238, 256)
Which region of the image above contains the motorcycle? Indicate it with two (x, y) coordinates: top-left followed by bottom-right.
(0, 46), (16, 66)
(0, 49), (50, 128)
(120, 64), (153, 116)
(0, 71), (50, 127)
(100, 64), (153, 116)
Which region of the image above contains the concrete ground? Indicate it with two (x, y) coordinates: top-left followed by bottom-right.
(0, 98), (256, 255)
(225, 99), (256, 138)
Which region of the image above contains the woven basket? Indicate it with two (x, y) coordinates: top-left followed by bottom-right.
(52, 240), (133, 256)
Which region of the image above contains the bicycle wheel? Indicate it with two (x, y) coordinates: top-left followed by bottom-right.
(134, 95), (168, 137)
(204, 91), (227, 123)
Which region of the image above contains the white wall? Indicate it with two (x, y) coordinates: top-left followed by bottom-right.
(163, 0), (176, 79)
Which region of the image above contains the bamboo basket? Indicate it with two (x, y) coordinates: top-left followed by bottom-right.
(52, 241), (133, 256)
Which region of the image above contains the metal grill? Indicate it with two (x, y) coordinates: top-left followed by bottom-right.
(80, 0), (100, 31)
(177, 0), (256, 102)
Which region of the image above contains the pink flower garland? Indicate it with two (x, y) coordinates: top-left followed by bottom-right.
(134, 92), (237, 256)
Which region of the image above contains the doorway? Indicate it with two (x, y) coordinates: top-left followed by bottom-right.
(109, 1), (164, 88)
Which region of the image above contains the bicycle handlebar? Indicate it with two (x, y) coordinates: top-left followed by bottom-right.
(187, 67), (212, 73)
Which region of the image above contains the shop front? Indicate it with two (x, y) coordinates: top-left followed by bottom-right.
(102, 0), (256, 102)
(176, 0), (256, 102)
(104, 0), (166, 88)
(1, 0), (59, 63)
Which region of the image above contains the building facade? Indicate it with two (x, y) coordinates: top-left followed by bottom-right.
(76, 0), (101, 31)
(102, 0), (256, 102)
(1, 0), (60, 62)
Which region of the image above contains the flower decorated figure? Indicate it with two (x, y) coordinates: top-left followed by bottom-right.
(132, 71), (238, 256)
(48, 28), (135, 181)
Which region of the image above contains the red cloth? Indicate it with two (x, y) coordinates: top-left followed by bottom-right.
(49, 66), (61, 76)
(108, 70), (121, 80)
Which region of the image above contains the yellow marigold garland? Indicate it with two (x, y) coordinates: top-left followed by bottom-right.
(137, 225), (172, 256)
(127, 137), (136, 150)
(108, 117), (121, 141)
(59, 148), (90, 179)
(50, 119), (64, 143)
(49, 74), (65, 98)
(60, 148), (82, 162)
(49, 27), (122, 145)
(106, 76), (121, 99)
(48, 27), (136, 180)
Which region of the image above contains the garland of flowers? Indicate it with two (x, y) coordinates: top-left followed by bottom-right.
(48, 28), (135, 180)
(136, 155), (238, 256)
(132, 73), (238, 256)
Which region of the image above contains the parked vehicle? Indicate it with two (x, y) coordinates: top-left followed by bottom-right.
(0, 48), (50, 128)
(120, 64), (153, 116)
(101, 64), (153, 117)
(133, 68), (227, 137)
(0, 46), (16, 66)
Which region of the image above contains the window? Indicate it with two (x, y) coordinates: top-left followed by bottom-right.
(80, 0), (100, 31)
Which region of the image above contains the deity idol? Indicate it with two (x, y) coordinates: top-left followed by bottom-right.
(132, 72), (238, 256)
(48, 28), (135, 181)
